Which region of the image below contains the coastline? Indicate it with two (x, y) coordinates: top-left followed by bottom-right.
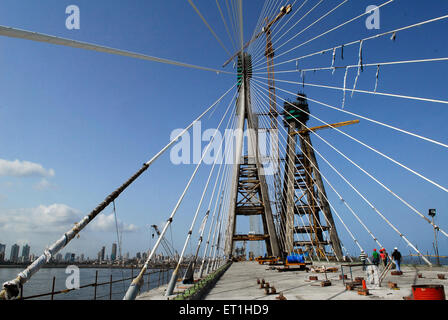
(0, 263), (175, 269)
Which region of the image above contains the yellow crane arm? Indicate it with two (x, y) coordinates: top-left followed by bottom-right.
(293, 120), (360, 135)
(263, 5), (292, 31)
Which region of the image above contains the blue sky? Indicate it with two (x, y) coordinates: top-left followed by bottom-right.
(0, 0), (447, 261)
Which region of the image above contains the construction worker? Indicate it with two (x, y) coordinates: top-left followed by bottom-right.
(391, 247), (402, 272)
(384, 248), (390, 267)
(359, 250), (368, 270)
(372, 249), (380, 266)
(380, 248), (388, 268)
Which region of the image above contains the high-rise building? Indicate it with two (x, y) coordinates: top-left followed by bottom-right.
(10, 244), (20, 263)
(55, 253), (63, 262)
(21, 244), (30, 262)
(111, 243), (117, 261)
(64, 253), (72, 262)
(0, 243), (6, 262)
(100, 246), (105, 262)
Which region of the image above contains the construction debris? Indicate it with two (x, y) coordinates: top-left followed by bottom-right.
(345, 281), (362, 291)
(310, 266), (338, 273)
(388, 282), (398, 289)
(276, 292), (287, 300)
(358, 288), (370, 296)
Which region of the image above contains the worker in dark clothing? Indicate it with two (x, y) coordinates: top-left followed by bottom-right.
(391, 247), (402, 272)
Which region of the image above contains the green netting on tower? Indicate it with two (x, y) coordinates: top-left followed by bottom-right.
(283, 93), (309, 127)
(236, 54), (252, 88)
(237, 55), (243, 87)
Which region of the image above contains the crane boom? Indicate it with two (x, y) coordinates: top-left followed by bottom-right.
(292, 120), (360, 135)
(222, 5), (292, 68)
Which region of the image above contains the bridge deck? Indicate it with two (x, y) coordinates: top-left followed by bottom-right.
(203, 261), (448, 300)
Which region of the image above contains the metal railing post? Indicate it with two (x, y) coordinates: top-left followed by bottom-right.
(109, 275), (113, 300)
(51, 276), (56, 300)
(93, 270), (98, 300)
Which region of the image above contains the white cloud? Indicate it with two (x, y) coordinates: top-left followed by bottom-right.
(33, 178), (56, 191)
(89, 213), (138, 233)
(0, 204), (138, 255)
(0, 204), (83, 234)
(0, 204), (137, 234)
(0, 159), (55, 178)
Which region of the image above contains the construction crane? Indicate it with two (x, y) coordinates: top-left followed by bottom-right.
(264, 4), (292, 129)
(222, 4), (292, 68)
(292, 120), (360, 136)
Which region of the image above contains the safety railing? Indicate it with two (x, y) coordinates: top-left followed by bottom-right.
(18, 267), (173, 300)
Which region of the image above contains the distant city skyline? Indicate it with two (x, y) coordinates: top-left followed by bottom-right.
(0, 240), (162, 264)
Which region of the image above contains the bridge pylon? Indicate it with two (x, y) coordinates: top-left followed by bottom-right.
(224, 53), (281, 259)
(280, 93), (344, 260)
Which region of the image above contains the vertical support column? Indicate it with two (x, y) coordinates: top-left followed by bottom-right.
(226, 53), (281, 259)
(246, 101), (280, 257)
(299, 134), (322, 253)
(301, 133), (343, 260)
(282, 123), (297, 254)
(225, 65), (246, 258)
(281, 93), (343, 260)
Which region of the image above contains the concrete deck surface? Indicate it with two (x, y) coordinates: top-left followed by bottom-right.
(203, 261), (448, 300)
